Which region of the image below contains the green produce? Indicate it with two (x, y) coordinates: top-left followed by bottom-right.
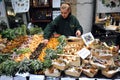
(45, 48), (58, 60)
(56, 45), (64, 54)
(0, 60), (19, 76)
(0, 53), (11, 63)
(27, 25), (43, 35)
(58, 35), (67, 47)
(1, 25), (27, 40)
(29, 60), (43, 72)
(17, 58), (31, 73)
(43, 59), (52, 69)
(15, 48), (31, 55)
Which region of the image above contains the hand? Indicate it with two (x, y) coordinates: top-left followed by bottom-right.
(76, 30), (81, 37)
(43, 39), (49, 45)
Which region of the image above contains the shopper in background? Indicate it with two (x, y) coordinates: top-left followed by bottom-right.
(43, 2), (83, 44)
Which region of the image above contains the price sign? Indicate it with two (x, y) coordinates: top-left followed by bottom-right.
(11, 0), (30, 13)
(77, 48), (90, 59)
(30, 74), (45, 80)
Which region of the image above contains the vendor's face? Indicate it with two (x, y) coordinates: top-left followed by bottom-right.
(61, 9), (70, 19)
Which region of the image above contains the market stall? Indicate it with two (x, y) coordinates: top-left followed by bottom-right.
(0, 25), (120, 80)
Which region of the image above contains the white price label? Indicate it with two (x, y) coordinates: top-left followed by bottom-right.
(81, 32), (94, 46)
(15, 72), (29, 77)
(79, 78), (95, 80)
(77, 48), (90, 59)
(30, 74), (45, 80)
(61, 77), (76, 80)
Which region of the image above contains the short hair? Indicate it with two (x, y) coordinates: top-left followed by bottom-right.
(60, 2), (71, 11)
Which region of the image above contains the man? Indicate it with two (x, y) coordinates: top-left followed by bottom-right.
(43, 2), (83, 44)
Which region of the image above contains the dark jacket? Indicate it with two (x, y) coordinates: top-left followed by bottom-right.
(43, 14), (83, 39)
(116, 34), (120, 46)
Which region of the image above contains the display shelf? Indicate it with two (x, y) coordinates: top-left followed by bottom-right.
(1, 72), (120, 80)
(31, 20), (51, 23)
(31, 5), (50, 8)
(92, 23), (120, 46)
(29, 0), (52, 25)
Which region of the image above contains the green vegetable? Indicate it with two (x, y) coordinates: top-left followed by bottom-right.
(58, 35), (67, 47)
(29, 60), (43, 72)
(27, 25), (43, 35)
(17, 58), (31, 73)
(16, 59), (44, 74)
(43, 59), (52, 69)
(21, 24), (27, 35)
(1, 24), (27, 40)
(56, 45), (64, 54)
(15, 48), (31, 55)
(0, 60), (19, 76)
(45, 48), (58, 60)
(0, 53), (11, 63)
